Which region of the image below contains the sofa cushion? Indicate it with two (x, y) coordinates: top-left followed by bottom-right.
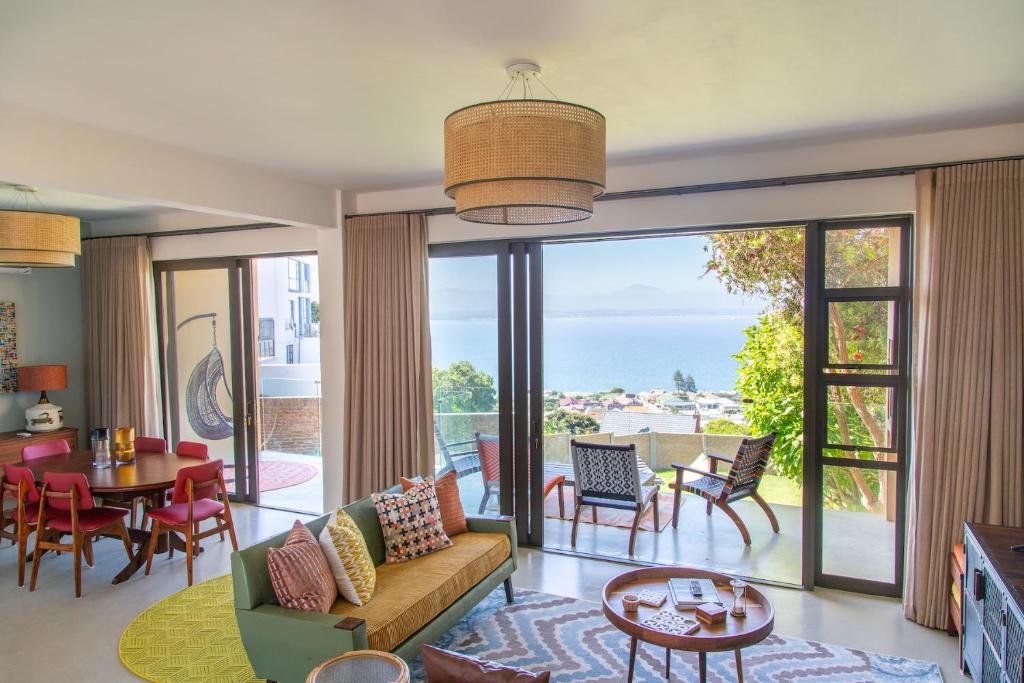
(318, 508), (376, 605)
(330, 531), (511, 651)
(422, 645), (551, 682)
(373, 481), (452, 564)
(266, 521), (337, 613)
(400, 470), (469, 536)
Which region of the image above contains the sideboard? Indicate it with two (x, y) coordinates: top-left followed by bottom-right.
(0, 426), (80, 467)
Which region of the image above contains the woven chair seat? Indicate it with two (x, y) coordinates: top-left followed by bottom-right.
(681, 475), (725, 500)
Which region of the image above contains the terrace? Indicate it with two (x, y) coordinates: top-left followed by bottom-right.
(435, 412), (896, 586)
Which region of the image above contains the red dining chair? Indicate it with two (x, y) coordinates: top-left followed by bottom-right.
(134, 436), (167, 453)
(1, 464), (41, 586)
(21, 439), (71, 462)
(30, 472), (134, 597)
(175, 441), (209, 459)
(144, 459), (237, 586)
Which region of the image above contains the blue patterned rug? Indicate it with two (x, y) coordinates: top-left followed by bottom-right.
(409, 587), (944, 682)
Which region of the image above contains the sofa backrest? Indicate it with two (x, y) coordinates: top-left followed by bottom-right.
(231, 493), (388, 610)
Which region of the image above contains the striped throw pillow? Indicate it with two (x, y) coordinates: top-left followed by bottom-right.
(373, 481), (452, 564)
(267, 520), (337, 613)
(400, 470), (468, 536)
(318, 508), (377, 606)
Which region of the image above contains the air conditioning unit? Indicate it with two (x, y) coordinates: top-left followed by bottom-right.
(0, 267), (32, 275)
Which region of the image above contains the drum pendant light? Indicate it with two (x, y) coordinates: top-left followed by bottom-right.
(444, 62), (606, 225)
(0, 186), (81, 268)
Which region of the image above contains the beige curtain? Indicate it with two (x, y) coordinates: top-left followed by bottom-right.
(904, 160), (1023, 627)
(343, 213), (434, 502)
(81, 236), (162, 436)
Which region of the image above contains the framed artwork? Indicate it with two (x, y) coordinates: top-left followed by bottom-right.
(0, 301), (14, 393)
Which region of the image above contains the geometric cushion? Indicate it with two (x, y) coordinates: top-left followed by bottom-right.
(421, 644), (551, 682)
(372, 481), (452, 564)
(266, 521), (337, 613)
(317, 508), (376, 606)
(330, 531), (511, 651)
(400, 470), (468, 537)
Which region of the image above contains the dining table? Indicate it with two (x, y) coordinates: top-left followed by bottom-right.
(20, 449), (208, 584)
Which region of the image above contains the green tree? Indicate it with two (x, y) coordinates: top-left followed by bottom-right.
(684, 373), (697, 392)
(703, 418), (747, 435)
(432, 361), (496, 414)
(672, 369), (685, 392)
(544, 409), (599, 436)
(310, 300), (320, 324)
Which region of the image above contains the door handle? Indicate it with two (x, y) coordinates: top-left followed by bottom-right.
(973, 569), (985, 602)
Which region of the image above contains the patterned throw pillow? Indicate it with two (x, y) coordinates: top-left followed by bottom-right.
(399, 470), (469, 536)
(267, 520), (337, 613)
(373, 481), (452, 564)
(317, 508), (377, 606)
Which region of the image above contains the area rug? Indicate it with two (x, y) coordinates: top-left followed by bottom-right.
(223, 460), (318, 494)
(544, 491), (676, 532)
(120, 575), (943, 683)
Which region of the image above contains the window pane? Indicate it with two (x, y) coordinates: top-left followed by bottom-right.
(827, 300), (895, 365)
(822, 465), (896, 583)
(825, 227), (900, 288)
(826, 384), (893, 449)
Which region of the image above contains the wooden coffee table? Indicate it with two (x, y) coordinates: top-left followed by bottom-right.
(603, 566), (774, 682)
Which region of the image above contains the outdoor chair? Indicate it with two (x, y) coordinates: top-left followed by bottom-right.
(669, 432), (779, 546)
(570, 440), (659, 556)
(477, 433), (565, 517)
(433, 421), (481, 479)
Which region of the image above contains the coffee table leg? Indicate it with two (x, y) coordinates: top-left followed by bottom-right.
(698, 651), (707, 682)
(627, 637), (637, 682)
(735, 648), (744, 683)
(665, 648), (671, 679)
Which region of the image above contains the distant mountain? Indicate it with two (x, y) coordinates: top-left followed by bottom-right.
(430, 283), (764, 320)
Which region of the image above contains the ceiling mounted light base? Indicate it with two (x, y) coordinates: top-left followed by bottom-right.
(444, 62), (606, 225)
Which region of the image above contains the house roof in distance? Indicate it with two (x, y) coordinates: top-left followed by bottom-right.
(600, 411), (699, 436)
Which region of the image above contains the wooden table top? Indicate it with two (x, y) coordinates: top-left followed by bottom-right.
(20, 450), (202, 494)
(603, 566), (774, 652)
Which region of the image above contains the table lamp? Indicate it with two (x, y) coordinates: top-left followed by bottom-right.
(17, 364), (68, 432)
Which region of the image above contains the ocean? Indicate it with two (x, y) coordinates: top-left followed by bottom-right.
(430, 313), (760, 394)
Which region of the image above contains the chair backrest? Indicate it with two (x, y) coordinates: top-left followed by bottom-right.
(2, 463), (40, 504)
(135, 436), (167, 453)
(22, 439), (71, 462)
(41, 471), (94, 511)
(724, 432), (777, 497)
(170, 459), (224, 505)
(476, 433), (501, 483)
(570, 440), (642, 505)
(175, 441), (209, 459)
(434, 422), (454, 471)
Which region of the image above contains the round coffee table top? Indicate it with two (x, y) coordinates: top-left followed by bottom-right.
(602, 566), (774, 653)
(306, 650), (409, 683)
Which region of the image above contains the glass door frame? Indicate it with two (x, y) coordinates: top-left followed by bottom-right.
(803, 216), (913, 597)
(153, 257), (259, 503)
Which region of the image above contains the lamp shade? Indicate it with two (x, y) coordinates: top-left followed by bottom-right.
(0, 210), (81, 267)
(17, 365), (68, 392)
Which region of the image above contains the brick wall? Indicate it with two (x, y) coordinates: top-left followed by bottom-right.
(259, 396), (321, 454)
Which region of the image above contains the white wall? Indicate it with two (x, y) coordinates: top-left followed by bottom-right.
(0, 267), (87, 444)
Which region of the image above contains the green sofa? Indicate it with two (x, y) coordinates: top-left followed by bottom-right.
(231, 494), (517, 683)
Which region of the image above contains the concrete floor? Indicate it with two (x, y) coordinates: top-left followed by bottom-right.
(255, 450), (323, 513)
(0, 504), (957, 682)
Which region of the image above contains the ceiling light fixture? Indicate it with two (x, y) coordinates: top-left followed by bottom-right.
(0, 186), (81, 267)
(444, 62), (606, 225)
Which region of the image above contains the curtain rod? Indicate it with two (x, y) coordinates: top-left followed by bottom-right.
(344, 153), (1024, 219)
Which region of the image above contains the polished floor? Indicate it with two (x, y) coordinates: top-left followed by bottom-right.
(0, 504), (960, 682)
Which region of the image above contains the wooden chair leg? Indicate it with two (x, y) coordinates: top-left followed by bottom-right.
(29, 529), (45, 592)
(222, 503), (239, 551)
(144, 520), (161, 576)
(82, 536), (94, 567)
(652, 493), (660, 529)
(17, 524), (29, 587)
(591, 505), (598, 523)
(570, 498), (583, 547)
(73, 532), (83, 598)
(671, 475), (682, 529)
(717, 500), (752, 545)
(185, 523), (194, 586)
(478, 484), (491, 515)
(628, 508), (642, 556)
(118, 519), (134, 560)
(557, 481), (565, 518)
(751, 492), (780, 533)
(706, 498), (714, 516)
(193, 521), (201, 557)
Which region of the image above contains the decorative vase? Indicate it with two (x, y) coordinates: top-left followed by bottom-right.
(91, 427), (111, 469)
(113, 426), (136, 464)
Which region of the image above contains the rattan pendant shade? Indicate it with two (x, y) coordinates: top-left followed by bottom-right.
(0, 210), (81, 267)
(444, 98), (606, 225)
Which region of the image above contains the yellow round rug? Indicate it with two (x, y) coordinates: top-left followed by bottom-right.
(119, 575), (264, 682)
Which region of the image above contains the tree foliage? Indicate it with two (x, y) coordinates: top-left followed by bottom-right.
(672, 369), (685, 392)
(432, 361), (496, 413)
(703, 418), (748, 436)
(544, 409), (599, 436)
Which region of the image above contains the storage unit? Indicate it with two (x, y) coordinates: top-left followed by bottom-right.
(962, 523), (1024, 682)
(0, 427), (79, 467)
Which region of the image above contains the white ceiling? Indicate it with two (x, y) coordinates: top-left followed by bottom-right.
(2, 0), (1022, 193)
(0, 183), (166, 221)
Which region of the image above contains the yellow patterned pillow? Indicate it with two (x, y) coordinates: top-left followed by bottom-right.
(317, 508), (376, 606)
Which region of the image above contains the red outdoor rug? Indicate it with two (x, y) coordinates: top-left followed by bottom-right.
(543, 491), (677, 532)
(224, 460), (318, 494)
